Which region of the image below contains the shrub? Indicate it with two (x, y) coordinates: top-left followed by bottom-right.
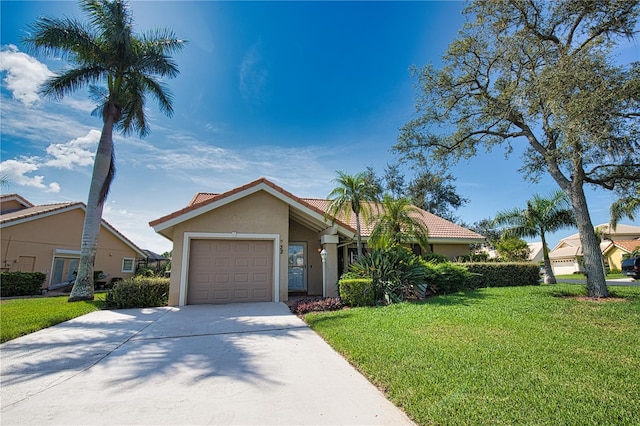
(424, 262), (476, 295)
(339, 278), (375, 307)
(104, 276), (169, 309)
(349, 245), (428, 304)
(0, 272), (46, 297)
(136, 268), (155, 277)
(290, 297), (343, 315)
(463, 263), (540, 288)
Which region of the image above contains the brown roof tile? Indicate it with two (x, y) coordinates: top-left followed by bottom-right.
(0, 202), (79, 224)
(150, 178), (485, 242)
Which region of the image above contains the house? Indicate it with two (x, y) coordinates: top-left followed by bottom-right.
(528, 242), (544, 263)
(549, 223), (640, 275)
(149, 177), (485, 306)
(602, 239), (640, 271)
(0, 194), (146, 290)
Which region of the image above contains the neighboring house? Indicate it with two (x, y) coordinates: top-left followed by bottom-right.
(602, 239), (640, 271)
(149, 177), (485, 306)
(0, 194), (146, 290)
(528, 242), (544, 264)
(549, 223), (640, 275)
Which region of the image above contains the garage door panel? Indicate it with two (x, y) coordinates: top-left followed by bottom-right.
(188, 239), (273, 304)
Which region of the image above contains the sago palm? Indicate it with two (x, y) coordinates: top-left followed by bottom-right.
(25, 0), (185, 301)
(493, 190), (575, 284)
(369, 195), (429, 250)
(326, 171), (381, 258)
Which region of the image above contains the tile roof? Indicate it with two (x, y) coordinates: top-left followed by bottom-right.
(0, 198), (146, 258)
(152, 177), (485, 242)
(0, 202), (80, 225)
(150, 177), (353, 231)
(607, 239), (640, 253)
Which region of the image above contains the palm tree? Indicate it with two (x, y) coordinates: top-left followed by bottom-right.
(493, 190), (576, 284)
(326, 171), (381, 258)
(25, 0), (185, 301)
(610, 186), (640, 229)
(368, 195), (429, 250)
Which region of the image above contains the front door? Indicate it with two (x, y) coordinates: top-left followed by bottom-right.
(288, 243), (307, 292)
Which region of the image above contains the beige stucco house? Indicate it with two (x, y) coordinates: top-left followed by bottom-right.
(1, 194), (146, 290)
(549, 223), (640, 275)
(149, 178), (485, 306)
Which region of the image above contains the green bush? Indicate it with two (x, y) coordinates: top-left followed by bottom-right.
(349, 245), (428, 304)
(0, 272), (46, 297)
(424, 262), (477, 295)
(463, 263), (540, 288)
(339, 278), (375, 307)
(104, 276), (169, 309)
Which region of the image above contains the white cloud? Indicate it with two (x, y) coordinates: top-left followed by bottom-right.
(239, 40), (268, 105)
(0, 159), (60, 192)
(44, 129), (100, 169)
(0, 45), (54, 106)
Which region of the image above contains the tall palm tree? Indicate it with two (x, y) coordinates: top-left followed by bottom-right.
(25, 0), (185, 301)
(368, 195), (429, 250)
(493, 190), (576, 284)
(326, 171), (381, 258)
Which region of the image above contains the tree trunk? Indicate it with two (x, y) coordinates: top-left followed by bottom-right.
(69, 114), (116, 302)
(540, 232), (557, 284)
(355, 213), (363, 258)
(569, 186), (609, 298)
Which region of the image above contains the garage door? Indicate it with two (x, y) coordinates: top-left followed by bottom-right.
(187, 239), (273, 304)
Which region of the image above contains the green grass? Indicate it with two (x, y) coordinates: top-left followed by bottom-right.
(555, 273), (627, 280)
(306, 285), (640, 425)
(0, 293), (106, 343)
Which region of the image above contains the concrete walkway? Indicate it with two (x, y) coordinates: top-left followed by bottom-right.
(1, 303), (413, 425)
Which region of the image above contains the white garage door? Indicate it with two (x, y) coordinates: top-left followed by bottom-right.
(187, 239), (273, 304)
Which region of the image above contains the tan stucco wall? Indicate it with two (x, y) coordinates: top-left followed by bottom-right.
(167, 190), (289, 305)
(1, 208), (138, 287)
(289, 219), (323, 295)
(431, 243), (472, 260)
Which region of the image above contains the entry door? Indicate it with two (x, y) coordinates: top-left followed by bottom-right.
(288, 243), (307, 291)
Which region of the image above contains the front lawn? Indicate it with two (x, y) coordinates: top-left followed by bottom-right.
(306, 285), (640, 425)
(555, 273), (627, 280)
(0, 293), (106, 343)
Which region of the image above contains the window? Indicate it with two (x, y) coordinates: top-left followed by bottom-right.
(122, 258), (135, 273)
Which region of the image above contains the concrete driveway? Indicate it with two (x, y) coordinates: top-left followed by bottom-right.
(1, 302), (413, 425)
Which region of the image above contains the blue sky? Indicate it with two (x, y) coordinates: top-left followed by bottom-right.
(1, 1), (638, 254)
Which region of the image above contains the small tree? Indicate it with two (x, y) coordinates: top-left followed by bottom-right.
(326, 171), (381, 258)
(368, 195), (429, 250)
(493, 190), (576, 284)
(494, 236), (531, 262)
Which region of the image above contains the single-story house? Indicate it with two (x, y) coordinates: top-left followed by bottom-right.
(0, 194), (146, 290)
(149, 177), (486, 306)
(549, 223), (640, 275)
(602, 239), (640, 271)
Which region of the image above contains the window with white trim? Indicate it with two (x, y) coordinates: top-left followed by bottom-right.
(122, 258), (135, 273)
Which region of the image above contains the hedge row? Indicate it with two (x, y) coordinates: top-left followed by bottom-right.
(462, 263), (541, 288)
(104, 276), (170, 309)
(0, 272), (46, 297)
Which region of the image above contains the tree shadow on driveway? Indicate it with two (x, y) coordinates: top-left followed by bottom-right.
(1, 303), (307, 407)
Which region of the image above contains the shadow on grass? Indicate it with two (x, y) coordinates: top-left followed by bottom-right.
(417, 289), (492, 307)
